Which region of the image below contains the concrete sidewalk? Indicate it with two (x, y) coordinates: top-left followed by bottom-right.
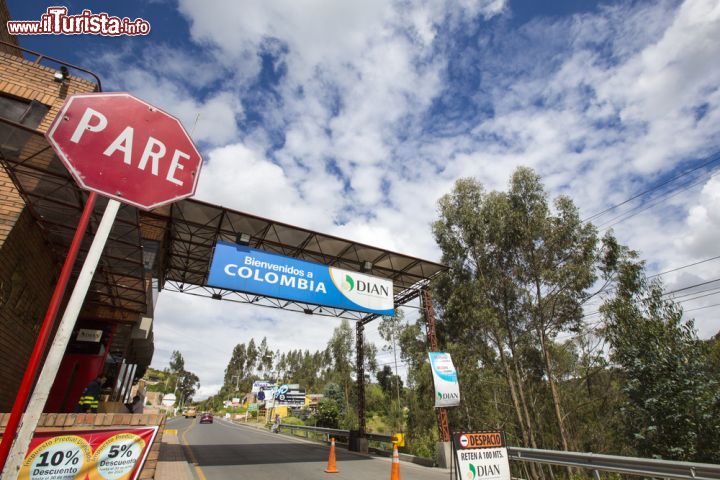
(154, 430), (194, 480)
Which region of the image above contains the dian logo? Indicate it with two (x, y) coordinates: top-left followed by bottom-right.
(343, 275), (355, 292)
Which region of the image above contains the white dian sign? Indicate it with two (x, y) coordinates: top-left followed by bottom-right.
(453, 432), (510, 480)
(429, 352), (460, 407)
(76, 328), (102, 343)
(161, 393), (176, 406)
(251, 380), (274, 393)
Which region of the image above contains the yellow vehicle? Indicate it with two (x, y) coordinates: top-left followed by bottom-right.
(184, 407), (197, 418)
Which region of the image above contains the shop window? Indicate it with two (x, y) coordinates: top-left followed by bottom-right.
(0, 94), (49, 154)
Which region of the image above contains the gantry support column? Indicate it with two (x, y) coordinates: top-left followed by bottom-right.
(422, 288), (452, 467)
(352, 320), (369, 453)
(356, 320), (366, 436)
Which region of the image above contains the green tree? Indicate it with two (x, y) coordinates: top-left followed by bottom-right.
(323, 382), (344, 407)
(315, 398), (340, 428)
(224, 343), (247, 393)
(177, 371), (200, 405)
(328, 319), (354, 413)
(378, 311), (405, 429)
(602, 257), (720, 462)
(246, 338), (258, 376)
(509, 168), (599, 452)
(169, 350), (185, 374)
(376, 365), (404, 396)
(432, 169), (619, 464)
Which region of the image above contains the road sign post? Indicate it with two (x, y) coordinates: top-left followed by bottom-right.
(0, 92), (202, 478)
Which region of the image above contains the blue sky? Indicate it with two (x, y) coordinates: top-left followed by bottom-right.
(7, 0), (720, 398)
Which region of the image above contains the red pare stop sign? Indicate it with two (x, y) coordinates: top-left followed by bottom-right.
(46, 92), (203, 210)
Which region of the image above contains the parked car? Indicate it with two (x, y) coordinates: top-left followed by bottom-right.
(200, 412), (213, 424)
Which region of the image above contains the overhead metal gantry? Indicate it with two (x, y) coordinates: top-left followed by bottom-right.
(141, 199), (446, 320)
(0, 115), (449, 441)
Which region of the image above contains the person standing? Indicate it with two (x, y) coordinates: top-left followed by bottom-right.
(76, 374), (107, 413)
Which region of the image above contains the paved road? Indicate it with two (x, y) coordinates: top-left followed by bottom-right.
(167, 417), (450, 480)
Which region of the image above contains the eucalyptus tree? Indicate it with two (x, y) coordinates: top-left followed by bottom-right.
(433, 177), (542, 455)
(508, 168), (598, 452)
(433, 168), (607, 456)
(602, 252), (720, 462)
(329, 319), (355, 413)
(245, 338), (258, 376)
(223, 343), (247, 392)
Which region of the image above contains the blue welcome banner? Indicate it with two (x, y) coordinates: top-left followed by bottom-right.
(207, 241), (394, 315)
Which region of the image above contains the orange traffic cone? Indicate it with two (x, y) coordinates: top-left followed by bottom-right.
(325, 437), (339, 473)
(390, 442), (401, 480)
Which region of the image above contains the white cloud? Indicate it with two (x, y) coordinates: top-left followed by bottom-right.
(94, 48), (243, 146)
(679, 175), (720, 258)
(98, 0), (720, 395)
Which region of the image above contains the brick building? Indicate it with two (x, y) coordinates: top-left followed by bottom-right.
(0, 8), (155, 413)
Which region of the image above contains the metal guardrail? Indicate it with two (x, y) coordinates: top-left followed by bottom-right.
(278, 424), (349, 438)
(366, 432), (395, 443)
(277, 423), (720, 480)
(277, 424), (394, 444)
(508, 447), (720, 480)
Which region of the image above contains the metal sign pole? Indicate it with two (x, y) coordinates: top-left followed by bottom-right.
(1, 199), (121, 479)
(451, 435), (455, 480)
(0, 191), (97, 471)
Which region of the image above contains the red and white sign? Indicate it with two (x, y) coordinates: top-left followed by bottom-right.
(46, 92), (202, 210)
(19, 426), (158, 480)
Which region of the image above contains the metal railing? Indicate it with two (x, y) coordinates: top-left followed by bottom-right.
(275, 423), (720, 480)
(0, 40), (102, 91)
(278, 424), (349, 439)
(508, 447), (720, 480)
(277, 424), (394, 445)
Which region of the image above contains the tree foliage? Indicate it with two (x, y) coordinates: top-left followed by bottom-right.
(602, 253), (720, 462)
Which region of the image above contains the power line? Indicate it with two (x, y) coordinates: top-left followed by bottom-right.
(675, 289), (720, 304)
(574, 278), (720, 326)
(684, 302), (720, 313)
(648, 254), (720, 278)
(668, 285), (720, 301)
(597, 169), (720, 231)
(583, 150), (720, 223)
(663, 277), (720, 296)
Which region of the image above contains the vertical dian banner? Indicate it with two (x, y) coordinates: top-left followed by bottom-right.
(429, 352), (460, 407)
(18, 426), (158, 480)
(452, 431), (510, 480)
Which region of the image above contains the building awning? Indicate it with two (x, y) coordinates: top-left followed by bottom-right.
(0, 117), (147, 321)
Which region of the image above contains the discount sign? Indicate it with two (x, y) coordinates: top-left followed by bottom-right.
(18, 427), (158, 480)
